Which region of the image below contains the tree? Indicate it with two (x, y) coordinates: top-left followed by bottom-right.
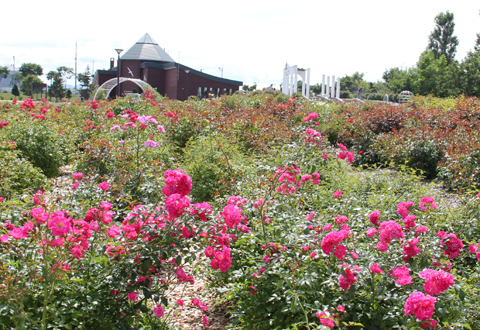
(19, 63), (43, 77)
(382, 67), (416, 95)
(20, 74), (43, 97)
(57, 66), (74, 88)
(66, 89), (72, 99)
(0, 66), (10, 84)
(11, 84), (20, 97)
(77, 65), (93, 89)
(340, 72), (369, 95)
(427, 11), (459, 64)
(10, 72), (22, 86)
(459, 50), (480, 96)
(48, 73), (66, 100)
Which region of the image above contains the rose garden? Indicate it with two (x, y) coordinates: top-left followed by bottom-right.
(0, 90), (479, 329)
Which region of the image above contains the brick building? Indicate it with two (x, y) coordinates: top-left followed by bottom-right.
(94, 34), (242, 100)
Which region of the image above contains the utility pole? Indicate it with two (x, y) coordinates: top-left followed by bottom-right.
(75, 43), (77, 90)
(12, 56), (15, 86)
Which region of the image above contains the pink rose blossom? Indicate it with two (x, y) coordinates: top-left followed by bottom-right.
(334, 215), (348, 224)
(404, 291), (436, 321)
(334, 245), (347, 260)
(98, 181), (109, 192)
(367, 227), (377, 237)
(107, 225), (121, 238)
(127, 292), (138, 301)
(333, 190), (343, 198)
(316, 311), (335, 328)
(152, 305), (164, 317)
(419, 269), (454, 295)
(48, 212), (71, 236)
(392, 266), (413, 285)
(72, 172), (83, 180)
(370, 263), (384, 274)
(469, 244), (479, 253)
(369, 210), (381, 226)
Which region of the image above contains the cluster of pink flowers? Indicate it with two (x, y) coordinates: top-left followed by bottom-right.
(338, 264), (360, 290)
(397, 201), (414, 218)
(469, 242), (480, 260)
(316, 310), (335, 328)
(321, 227), (350, 260)
(305, 128), (322, 145)
(337, 143), (355, 163)
(144, 139), (160, 148)
(72, 172), (84, 190)
(377, 220), (404, 251)
(163, 169), (192, 197)
(192, 297), (208, 311)
(275, 165), (321, 193)
(419, 269), (454, 295)
(304, 112), (318, 122)
(84, 202), (113, 224)
(419, 196), (438, 211)
(391, 265), (413, 285)
(205, 241), (233, 273)
(221, 200), (247, 229)
(175, 268), (195, 284)
(0, 120), (9, 129)
(404, 291), (436, 323)
(370, 263), (383, 274)
(98, 181), (109, 192)
(164, 111), (178, 123)
(190, 202), (212, 221)
(403, 238), (421, 262)
(275, 164), (301, 194)
(438, 232), (463, 258)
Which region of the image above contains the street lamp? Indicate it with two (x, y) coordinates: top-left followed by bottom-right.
(185, 70), (190, 101)
(115, 48), (123, 98)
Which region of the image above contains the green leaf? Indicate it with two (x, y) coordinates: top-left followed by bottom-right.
(277, 279), (284, 290)
(459, 289), (466, 301)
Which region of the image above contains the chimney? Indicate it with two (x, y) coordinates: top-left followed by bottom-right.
(110, 58), (115, 69)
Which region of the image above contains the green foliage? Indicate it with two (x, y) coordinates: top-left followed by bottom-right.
(20, 74), (43, 97)
(182, 132), (246, 202)
(78, 65), (93, 90)
(49, 73), (66, 100)
(11, 84), (20, 97)
(19, 62), (43, 77)
(0, 66), (9, 83)
(8, 121), (68, 178)
(0, 142), (47, 198)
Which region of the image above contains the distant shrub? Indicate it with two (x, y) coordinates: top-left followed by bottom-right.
(181, 132), (246, 202)
(0, 142), (47, 198)
(340, 90), (353, 99)
(9, 122), (67, 178)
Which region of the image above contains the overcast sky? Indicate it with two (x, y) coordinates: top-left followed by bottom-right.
(2, 0), (479, 88)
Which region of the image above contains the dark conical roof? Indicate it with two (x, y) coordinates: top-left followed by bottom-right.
(121, 33), (175, 62)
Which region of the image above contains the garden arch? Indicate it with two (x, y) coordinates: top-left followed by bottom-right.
(94, 77), (150, 100)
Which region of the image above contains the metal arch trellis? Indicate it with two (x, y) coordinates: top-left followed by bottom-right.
(94, 77), (150, 100)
